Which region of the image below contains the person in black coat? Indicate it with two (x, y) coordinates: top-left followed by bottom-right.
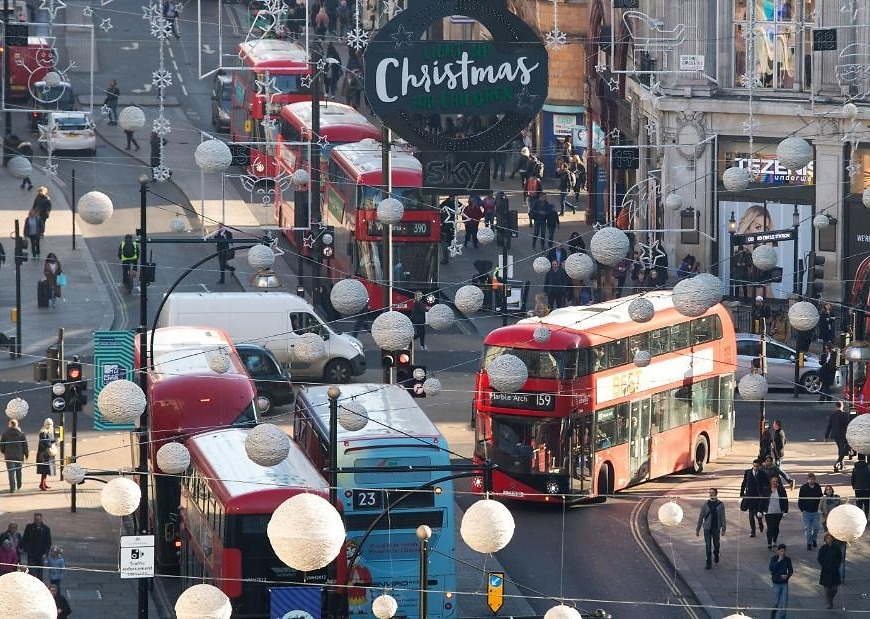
(817, 303), (835, 343)
(50, 583), (72, 618)
(740, 459), (769, 537)
(825, 400), (850, 471)
(851, 454), (870, 517)
(149, 131), (168, 178)
(543, 260), (570, 309)
(410, 295), (427, 351)
(818, 533), (843, 609)
(0, 419), (28, 492)
(20, 513), (51, 582)
(206, 223), (235, 284)
(818, 343), (837, 402)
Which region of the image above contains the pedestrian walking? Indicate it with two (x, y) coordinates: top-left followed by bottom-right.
(43, 253), (63, 308)
(740, 459), (769, 537)
(24, 207), (42, 259)
(162, 0), (180, 38)
(16, 141), (33, 190)
(0, 538), (18, 574)
(0, 523), (22, 553)
(207, 223), (236, 284)
(33, 186), (51, 232)
(543, 260), (570, 310)
(410, 294), (427, 351)
(481, 191), (496, 227)
(752, 295), (772, 334)
(103, 79), (119, 124)
(817, 533), (843, 609)
(819, 343), (837, 402)
(567, 231), (585, 255)
(543, 196), (560, 249)
(851, 453), (870, 517)
(530, 195), (546, 248)
(817, 303), (835, 344)
(771, 420), (794, 488)
(124, 127), (140, 151)
(731, 245), (752, 298)
(150, 131), (167, 179)
(20, 513), (51, 582)
(825, 401), (850, 471)
(761, 475), (789, 549)
(463, 196), (483, 248)
(492, 143), (508, 182)
(118, 233), (139, 294)
(36, 418), (57, 491)
(510, 145), (530, 183)
(44, 545), (65, 588)
(695, 487), (726, 569)
(568, 153), (586, 199)
(50, 584), (72, 619)
(557, 161), (576, 216)
(819, 484), (847, 581)
(769, 544), (793, 619)
(798, 472), (824, 550)
(350, 302), (376, 338)
(0, 420), (28, 492)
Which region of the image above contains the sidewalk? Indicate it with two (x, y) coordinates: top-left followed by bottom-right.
(649, 438), (870, 618)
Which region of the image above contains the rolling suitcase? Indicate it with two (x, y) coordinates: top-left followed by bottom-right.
(37, 280), (50, 308)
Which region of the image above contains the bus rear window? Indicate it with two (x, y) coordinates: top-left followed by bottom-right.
(484, 346), (564, 380)
(353, 456), (432, 485)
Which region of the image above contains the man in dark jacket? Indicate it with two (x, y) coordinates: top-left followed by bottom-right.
(0, 419), (28, 492)
(696, 487), (726, 569)
(825, 401), (850, 471)
(740, 459), (769, 537)
(543, 260), (570, 310)
(207, 223), (235, 284)
(770, 544), (794, 617)
(852, 454), (870, 517)
(772, 419), (794, 488)
(798, 473), (824, 550)
(20, 512), (51, 581)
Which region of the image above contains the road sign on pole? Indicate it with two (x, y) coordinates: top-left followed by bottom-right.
(487, 571), (505, 614)
(120, 535), (155, 579)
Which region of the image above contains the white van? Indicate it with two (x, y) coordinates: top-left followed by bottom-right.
(156, 292), (367, 383)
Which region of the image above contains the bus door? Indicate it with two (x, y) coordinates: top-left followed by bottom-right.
(717, 375), (735, 453)
(628, 399), (650, 485)
(570, 414), (593, 493)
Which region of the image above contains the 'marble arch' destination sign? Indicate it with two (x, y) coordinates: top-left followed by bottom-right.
(364, 0), (548, 190)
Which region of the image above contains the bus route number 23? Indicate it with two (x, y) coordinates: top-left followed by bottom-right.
(353, 489), (384, 510)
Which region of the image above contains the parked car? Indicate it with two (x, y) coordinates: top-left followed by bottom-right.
(235, 343), (295, 415)
(735, 333), (842, 394)
(29, 80), (76, 132)
(211, 73), (231, 132)
(38, 111), (95, 155)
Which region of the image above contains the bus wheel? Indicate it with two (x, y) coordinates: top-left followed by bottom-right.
(692, 438), (708, 474)
(597, 465), (612, 501)
(323, 359), (352, 384)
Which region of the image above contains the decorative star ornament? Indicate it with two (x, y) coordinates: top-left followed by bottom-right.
(316, 134), (330, 148)
(300, 75), (312, 89)
(255, 75), (280, 97)
(39, 0), (66, 20)
(448, 239), (463, 258)
(607, 77), (620, 91)
(99, 17), (114, 32)
(595, 62), (607, 75)
(100, 104), (111, 117)
(303, 233), (315, 249)
(142, 3), (160, 20)
(390, 24), (414, 49)
(639, 239), (667, 269)
(261, 118), (277, 134)
(515, 86), (541, 112)
(316, 58), (327, 72)
(82, 5), (93, 16)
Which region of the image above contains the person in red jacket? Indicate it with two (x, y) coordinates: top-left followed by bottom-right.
(463, 197), (483, 248)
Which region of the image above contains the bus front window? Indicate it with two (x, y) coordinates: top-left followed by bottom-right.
(479, 415), (568, 474)
(483, 346), (565, 380)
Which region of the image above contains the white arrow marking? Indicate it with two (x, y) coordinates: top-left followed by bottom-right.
(202, 44), (215, 55)
(121, 42), (139, 51)
(131, 83), (152, 94)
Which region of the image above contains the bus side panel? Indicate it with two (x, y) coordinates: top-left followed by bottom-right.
(650, 426), (692, 478)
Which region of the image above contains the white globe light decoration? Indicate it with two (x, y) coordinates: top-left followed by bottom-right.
(291, 167), (310, 187)
(722, 166), (751, 192)
(194, 139), (233, 173)
(63, 463), (86, 485)
(477, 226), (496, 245)
(118, 105), (146, 132)
(101, 477), (141, 516)
(788, 301), (820, 332)
(694, 273), (724, 304)
(543, 605), (583, 619)
(752, 245), (778, 272)
(207, 346), (232, 374)
(371, 311), (414, 350)
(0, 571), (58, 618)
(77, 191), (114, 225)
(7, 156), (31, 179)
(331, 279), (369, 315)
(658, 501), (684, 527)
(487, 353), (528, 393)
(672, 275), (721, 318)
(844, 102), (859, 119)
(460, 499), (515, 553)
(245, 423), (291, 467)
(738, 373), (769, 401)
(294, 332), (328, 363)
(813, 214), (830, 229)
(564, 252), (595, 281)
(628, 297), (655, 323)
(633, 350), (651, 368)
(590, 227), (631, 267)
(826, 504), (868, 544)
(156, 442), (191, 475)
(455, 285), (485, 314)
(267, 494), (346, 571)
(777, 136), (813, 170)
(723, 614), (753, 619)
(175, 584), (232, 619)
(247, 244), (275, 270)
(338, 400), (369, 432)
(533, 256), (551, 274)
(533, 325), (552, 343)
(169, 213), (187, 232)
(426, 304), (455, 331)
(5, 397), (28, 420)
(97, 379), (146, 424)
(376, 197), (404, 225)
(863, 186), (870, 209)
(846, 414), (870, 454)
(422, 377), (442, 396)
(665, 193), (683, 211)
(372, 594), (398, 619)
(43, 70), (61, 88)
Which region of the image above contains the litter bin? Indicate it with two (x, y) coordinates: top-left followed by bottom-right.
(33, 360), (47, 382)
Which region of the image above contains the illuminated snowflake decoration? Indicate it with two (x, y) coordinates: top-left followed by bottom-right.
(347, 27), (369, 51)
(100, 17), (113, 32)
(39, 0), (66, 20)
(152, 68), (173, 89)
(595, 62), (607, 75)
(261, 118), (277, 134)
(739, 74), (763, 89)
(152, 165), (171, 182)
(44, 162), (58, 179)
(37, 123), (52, 144)
(151, 17), (173, 39)
(142, 3), (160, 21)
(742, 117), (760, 135)
(152, 116), (171, 136)
(82, 5), (92, 16)
(544, 29), (567, 48)
(262, 0), (286, 15)
(847, 160), (862, 179)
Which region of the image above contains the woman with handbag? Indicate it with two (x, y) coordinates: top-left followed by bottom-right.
(36, 418), (57, 491)
(42, 253), (63, 308)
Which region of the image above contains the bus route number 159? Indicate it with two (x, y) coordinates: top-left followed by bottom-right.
(353, 489), (384, 510)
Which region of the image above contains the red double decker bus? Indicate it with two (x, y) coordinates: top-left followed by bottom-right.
(231, 39), (310, 178)
(180, 428), (336, 618)
(141, 327), (259, 569)
(324, 138), (438, 311)
(472, 291), (736, 502)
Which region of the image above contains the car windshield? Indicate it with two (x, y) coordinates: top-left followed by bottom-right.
(54, 117), (88, 130)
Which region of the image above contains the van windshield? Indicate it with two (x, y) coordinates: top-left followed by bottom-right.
(289, 312), (329, 337)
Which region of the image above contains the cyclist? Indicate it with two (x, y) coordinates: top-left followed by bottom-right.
(118, 234), (139, 294)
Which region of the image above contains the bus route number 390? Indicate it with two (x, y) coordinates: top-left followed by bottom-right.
(353, 489), (384, 510)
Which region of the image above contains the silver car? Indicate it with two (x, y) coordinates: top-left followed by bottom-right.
(735, 333), (842, 394)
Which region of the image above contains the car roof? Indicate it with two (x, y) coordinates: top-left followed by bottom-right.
(49, 111), (88, 119)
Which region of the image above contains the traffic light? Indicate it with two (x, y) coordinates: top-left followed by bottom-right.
(320, 225), (335, 260)
(14, 234), (27, 265)
(395, 349), (413, 387)
(807, 252), (825, 298)
(381, 350), (396, 369)
(65, 356), (87, 407)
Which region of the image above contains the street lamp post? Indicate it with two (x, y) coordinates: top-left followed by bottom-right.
(136, 175), (150, 619)
(326, 386), (340, 618)
(728, 212), (737, 297)
(416, 525), (431, 619)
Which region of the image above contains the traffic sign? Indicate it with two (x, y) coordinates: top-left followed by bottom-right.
(120, 535), (155, 579)
(487, 571), (504, 614)
(51, 397), (66, 412)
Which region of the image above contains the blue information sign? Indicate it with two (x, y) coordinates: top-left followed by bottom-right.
(92, 330), (136, 430)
